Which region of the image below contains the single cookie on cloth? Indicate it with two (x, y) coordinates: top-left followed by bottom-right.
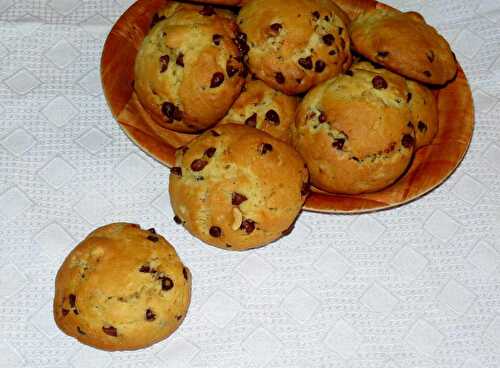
(134, 2), (245, 133)
(237, 0), (352, 95)
(54, 223), (191, 351)
(349, 8), (457, 85)
(217, 79), (299, 142)
(352, 61), (438, 148)
(169, 124), (309, 251)
(292, 66), (415, 194)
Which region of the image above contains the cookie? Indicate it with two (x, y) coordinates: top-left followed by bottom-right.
(53, 223), (191, 351)
(350, 8), (457, 85)
(406, 80), (438, 148)
(169, 124), (309, 250)
(217, 79), (299, 142)
(184, 0), (248, 5)
(237, 0), (352, 95)
(134, 2), (245, 133)
(352, 61), (438, 148)
(292, 66), (415, 194)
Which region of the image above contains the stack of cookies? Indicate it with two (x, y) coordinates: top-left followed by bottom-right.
(53, 0), (459, 353)
(132, 0), (456, 250)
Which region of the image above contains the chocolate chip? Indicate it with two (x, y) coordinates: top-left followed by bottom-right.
(205, 147), (216, 158)
(191, 159), (208, 171)
(377, 51), (389, 58)
(139, 265), (151, 273)
(324, 15), (330, 21)
(183, 267), (189, 280)
(372, 75), (388, 89)
(329, 50), (337, 56)
(340, 38), (346, 49)
(232, 192), (248, 205)
(69, 294), (76, 308)
(298, 56), (313, 70)
(282, 223), (295, 235)
(332, 138), (345, 150)
(209, 226), (221, 237)
(213, 34), (222, 45)
(418, 121), (428, 132)
(62, 308), (69, 316)
(159, 276), (174, 291)
(322, 34), (335, 46)
(259, 143), (273, 154)
(211, 130), (220, 137)
(427, 50), (435, 63)
(265, 109), (280, 124)
(338, 27), (344, 35)
(408, 121), (414, 129)
(315, 60), (326, 73)
(402, 134), (415, 148)
(150, 13), (165, 28)
(234, 31), (249, 55)
(345, 70), (353, 76)
(199, 5), (215, 16)
(352, 156), (360, 162)
(319, 112), (327, 123)
(240, 219), (255, 234)
(159, 55), (169, 73)
(312, 11), (320, 20)
(174, 215), (182, 224)
(301, 182), (310, 196)
(102, 326), (117, 337)
(423, 70), (432, 77)
(162, 102), (175, 121)
(176, 315), (183, 320)
(226, 58), (240, 77)
(148, 228), (156, 234)
(77, 327), (86, 335)
(270, 23), (282, 34)
(210, 72), (224, 88)
(176, 53), (184, 67)
(407, 93), (412, 102)
(147, 235), (159, 242)
(245, 113), (257, 127)
(275, 72), (285, 84)
(146, 309), (156, 321)
(171, 167), (182, 176)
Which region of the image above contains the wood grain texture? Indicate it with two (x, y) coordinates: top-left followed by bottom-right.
(101, 0), (474, 214)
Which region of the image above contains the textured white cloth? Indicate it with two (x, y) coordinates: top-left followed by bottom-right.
(0, 0), (499, 367)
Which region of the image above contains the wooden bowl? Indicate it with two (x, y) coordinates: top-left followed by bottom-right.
(101, 0), (474, 214)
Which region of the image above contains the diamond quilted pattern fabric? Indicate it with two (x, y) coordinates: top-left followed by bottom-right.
(0, 0), (499, 367)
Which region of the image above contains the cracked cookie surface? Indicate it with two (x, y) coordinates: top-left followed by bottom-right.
(134, 2), (245, 133)
(292, 65), (415, 194)
(53, 223), (191, 351)
(169, 124), (309, 250)
(217, 79), (298, 143)
(237, 0), (352, 95)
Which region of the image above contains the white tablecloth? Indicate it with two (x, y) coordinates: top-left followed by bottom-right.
(1, 0), (499, 367)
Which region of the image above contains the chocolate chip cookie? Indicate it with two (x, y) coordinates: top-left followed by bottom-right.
(352, 61), (438, 148)
(237, 0), (352, 95)
(53, 223), (191, 351)
(217, 79), (299, 142)
(169, 124), (309, 250)
(134, 2), (245, 133)
(292, 65), (415, 194)
(350, 8), (457, 85)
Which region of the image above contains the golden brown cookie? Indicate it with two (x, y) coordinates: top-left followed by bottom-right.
(217, 79), (299, 142)
(292, 66), (415, 194)
(53, 223), (191, 351)
(350, 8), (457, 85)
(352, 61), (438, 148)
(134, 2), (245, 133)
(169, 124), (309, 251)
(237, 0), (352, 95)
